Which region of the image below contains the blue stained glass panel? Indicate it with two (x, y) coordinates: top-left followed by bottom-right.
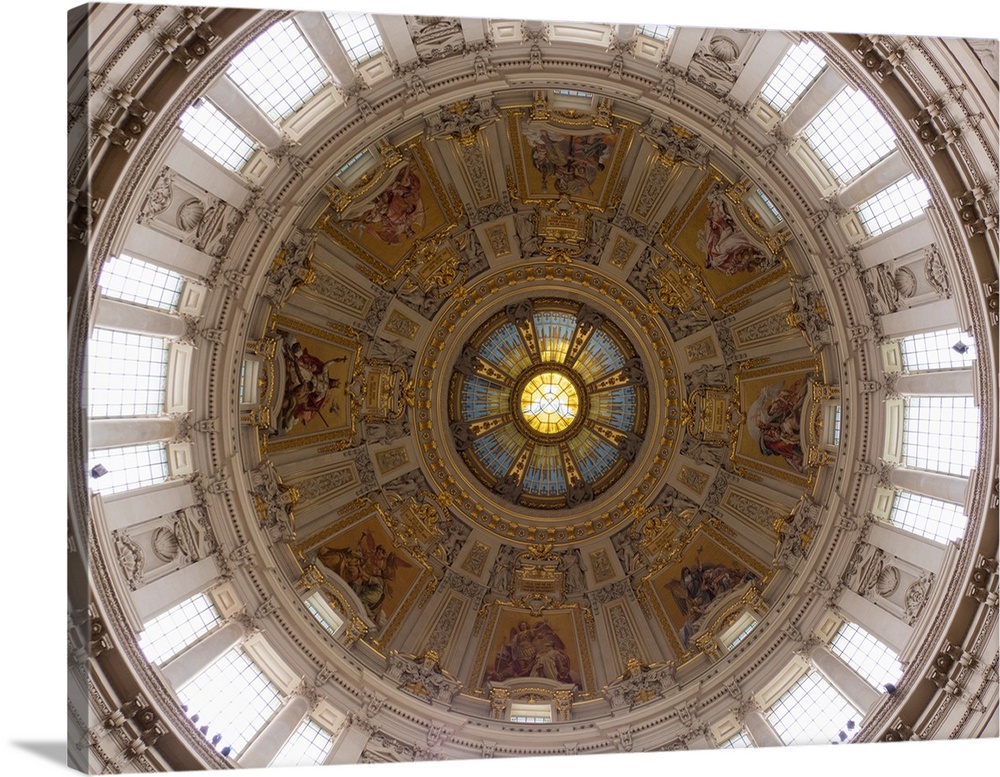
(461, 375), (511, 420)
(472, 424), (523, 478)
(522, 445), (567, 496)
(534, 310), (577, 364)
(575, 327), (627, 382)
(587, 386), (637, 430)
(571, 428), (620, 482)
(478, 322), (533, 375)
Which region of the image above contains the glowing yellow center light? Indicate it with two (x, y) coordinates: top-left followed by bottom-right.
(520, 371), (580, 435)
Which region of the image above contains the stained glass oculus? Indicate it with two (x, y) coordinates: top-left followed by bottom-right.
(520, 370), (581, 435)
(449, 299), (648, 509)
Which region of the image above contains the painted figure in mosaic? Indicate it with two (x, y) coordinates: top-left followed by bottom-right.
(277, 335), (346, 433)
(318, 531), (412, 625)
(698, 189), (769, 276)
(523, 127), (614, 197)
(486, 619), (580, 688)
(349, 162), (426, 245)
(747, 375), (810, 472)
(668, 554), (756, 647)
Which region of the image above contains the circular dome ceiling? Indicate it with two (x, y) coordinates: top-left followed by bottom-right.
(68, 8), (998, 770)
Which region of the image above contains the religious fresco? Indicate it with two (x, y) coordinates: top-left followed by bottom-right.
(473, 606), (594, 694)
(345, 161), (428, 246)
(643, 526), (765, 655)
(523, 126), (615, 198)
(321, 146), (459, 285)
(662, 178), (788, 310)
(264, 317), (362, 452)
(275, 332), (348, 434)
(507, 112), (631, 209)
(299, 509), (424, 631)
(731, 359), (821, 486)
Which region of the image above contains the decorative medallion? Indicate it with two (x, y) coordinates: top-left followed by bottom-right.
(416, 262), (681, 545)
(447, 298), (649, 510)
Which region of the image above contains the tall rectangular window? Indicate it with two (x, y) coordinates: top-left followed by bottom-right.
(890, 491), (967, 544)
(829, 622), (903, 690)
(227, 20), (328, 122)
(98, 255), (185, 311)
(88, 329), (169, 417)
(804, 87), (896, 183)
(177, 648), (283, 756)
(902, 396), (980, 476)
(180, 99), (257, 171)
(856, 174), (931, 237)
(139, 593), (223, 665)
(760, 40), (826, 114)
(899, 328), (976, 372)
(768, 672), (861, 746)
(270, 719), (335, 767)
(88, 443), (170, 495)
(326, 12), (383, 65)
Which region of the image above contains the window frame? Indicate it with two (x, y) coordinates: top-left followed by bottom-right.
(179, 98), (258, 172)
(226, 19), (329, 122)
(759, 40), (827, 115)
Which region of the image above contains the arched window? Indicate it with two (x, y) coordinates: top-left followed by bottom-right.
(227, 19), (328, 122)
(760, 40), (826, 114)
(180, 98), (258, 171)
(768, 672), (861, 745)
(304, 591), (345, 637)
(510, 702), (553, 723)
(829, 622), (903, 691)
(138, 593), (223, 665)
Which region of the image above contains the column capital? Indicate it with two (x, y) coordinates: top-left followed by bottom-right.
(733, 696), (763, 725)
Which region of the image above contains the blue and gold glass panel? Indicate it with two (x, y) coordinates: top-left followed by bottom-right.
(569, 427), (620, 483)
(534, 310), (577, 364)
(449, 299), (648, 508)
(478, 321), (533, 376)
(461, 374), (512, 420)
(519, 371), (580, 435)
(574, 327), (627, 383)
(522, 445), (568, 496)
(587, 385), (637, 431)
(472, 423), (524, 478)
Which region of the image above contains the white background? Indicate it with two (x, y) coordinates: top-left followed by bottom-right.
(3, 0), (995, 775)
